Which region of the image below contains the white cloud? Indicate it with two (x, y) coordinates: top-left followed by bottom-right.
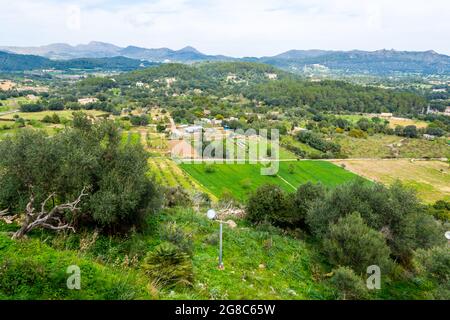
(0, 0), (449, 56)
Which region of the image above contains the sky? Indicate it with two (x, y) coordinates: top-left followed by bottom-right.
(0, 0), (449, 57)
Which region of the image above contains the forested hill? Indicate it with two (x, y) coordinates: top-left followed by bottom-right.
(256, 49), (450, 75)
(244, 80), (427, 114)
(0, 51), (156, 72)
(77, 62), (427, 115)
(115, 62), (292, 90)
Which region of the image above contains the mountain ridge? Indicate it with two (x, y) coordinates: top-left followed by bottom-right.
(1, 42), (449, 75)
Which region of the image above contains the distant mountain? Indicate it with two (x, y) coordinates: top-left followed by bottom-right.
(0, 51), (156, 72)
(1, 42), (449, 75)
(259, 49), (450, 75)
(0, 41), (234, 63)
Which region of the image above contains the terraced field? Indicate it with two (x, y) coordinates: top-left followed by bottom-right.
(180, 160), (359, 201)
(148, 157), (211, 196)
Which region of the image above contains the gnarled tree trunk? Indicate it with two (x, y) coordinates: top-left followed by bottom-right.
(11, 188), (88, 240)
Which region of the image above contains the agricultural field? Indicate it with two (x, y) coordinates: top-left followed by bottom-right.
(330, 159), (450, 203)
(196, 136), (298, 161)
(334, 134), (450, 159)
(180, 160), (359, 201)
(0, 97), (31, 113)
(148, 157), (209, 195)
(336, 114), (429, 129)
(387, 117), (429, 129)
(0, 110), (106, 121)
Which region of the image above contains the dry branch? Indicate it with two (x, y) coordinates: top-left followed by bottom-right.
(12, 187), (88, 240)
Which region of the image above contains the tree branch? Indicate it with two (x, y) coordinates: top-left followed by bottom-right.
(12, 187), (88, 240)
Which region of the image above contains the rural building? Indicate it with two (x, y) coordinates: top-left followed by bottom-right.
(184, 125), (203, 134)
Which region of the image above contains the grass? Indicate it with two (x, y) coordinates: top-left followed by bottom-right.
(0, 110), (105, 121)
(280, 135), (322, 155)
(334, 134), (450, 159)
(0, 233), (152, 300)
(180, 161), (359, 201)
(0, 97), (30, 113)
(0, 208), (333, 300)
(164, 209), (332, 299)
(148, 158), (210, 195)
(0, 207), (437, 300)
(201, 137), (298, 161)
(387, 117), (429, 129)
(336, 114), (429, 129)
(330, 159), (450, 203)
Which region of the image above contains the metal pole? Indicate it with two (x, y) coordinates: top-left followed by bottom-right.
(218, 221), (224, 269)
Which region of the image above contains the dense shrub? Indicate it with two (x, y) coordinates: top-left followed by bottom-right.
(130, 115), (149, 126)
(330, 266), (368, 300)
(47, 99), (65, 111)
(246, 184), (291, 225)
(348, 128), (367, 139)
(414, 246), (450, 284)
(20, 103), (44, 112)
(0, 113), (160, 232)
(163, 186), (192, 208)
(306, 179), (444, 264)
(159, 222), (194, 255)
(289, 182), (326, 229)
(403, 125), (418, 138)
(142, 242), (193, 288)
(296, 130), (341, 154)
(323, 213), (392, 273)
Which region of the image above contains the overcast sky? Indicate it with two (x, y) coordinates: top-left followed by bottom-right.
(0, 0), (448, 57)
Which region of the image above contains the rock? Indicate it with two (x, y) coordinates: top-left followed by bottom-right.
(226, 220), (237, 228)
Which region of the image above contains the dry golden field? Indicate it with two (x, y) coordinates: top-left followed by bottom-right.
(330, 159), (450, 203)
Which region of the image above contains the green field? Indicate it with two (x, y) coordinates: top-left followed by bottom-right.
(180, 160), (359, 200)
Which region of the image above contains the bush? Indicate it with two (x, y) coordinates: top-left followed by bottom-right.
(0, 114), (161, 233)
(348, 129), (367, 139)
(246, 184), (291, 225)
(204, 164), (216, 173)
(414, 246), (450, 284)
(159, 222), (193, 256)
(130, 115), (149, 126)
(20, 103), (44, 112)
(142, 243), (193, 288)
(296, 130), (341, 154)
(163, 186), (192, 208)
(47, 99), (65, 111)
(330, 266), (368, 300)
(323, 212), (392, 273)
(290, 182), (326, 229)
(306, 179), (443, 265)
(403, 125), (418, 138)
